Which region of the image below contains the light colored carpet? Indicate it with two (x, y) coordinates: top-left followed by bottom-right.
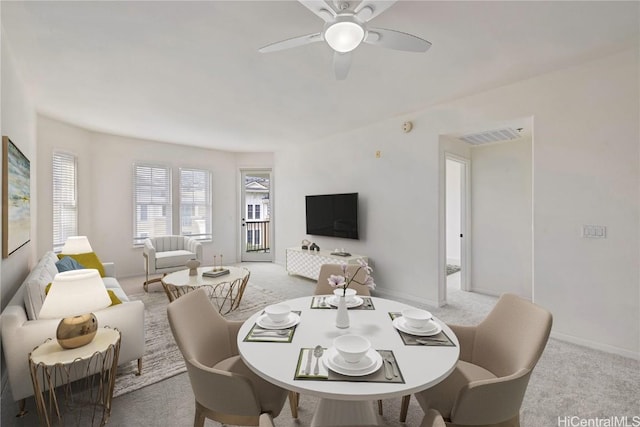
(5, 265), (636, 427)
(113, 275), (294, 397)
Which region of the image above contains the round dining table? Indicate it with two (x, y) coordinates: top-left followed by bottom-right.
(237, 295), (459, 426)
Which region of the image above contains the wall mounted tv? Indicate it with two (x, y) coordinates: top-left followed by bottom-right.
(305, 193), (359, 240)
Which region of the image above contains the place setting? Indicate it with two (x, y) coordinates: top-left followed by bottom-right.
(244, 304), (301, 343)
(310, 289), (375, 310)
(294, 335), (404, 383)
(389, 308), (456, 346)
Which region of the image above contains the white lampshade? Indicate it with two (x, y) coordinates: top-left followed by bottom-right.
(324, 20), (365, 53)
(39, 269), (111, 319)
(60, 236), (93, 254)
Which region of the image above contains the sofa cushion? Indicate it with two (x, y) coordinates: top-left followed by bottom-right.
(24, 258), (57, 320)
(102, 277), (121, 289)
(155, 250), (194, 269)
(58, 252), (106, 277)
(107, 286), (130, 303)
(55, 256), (85, 272)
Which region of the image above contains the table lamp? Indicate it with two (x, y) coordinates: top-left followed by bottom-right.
(39, 269), (111, 349)
(60, 235), (93, 254)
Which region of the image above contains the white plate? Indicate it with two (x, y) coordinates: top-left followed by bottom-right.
(323, 347), (383, 376)
(393, 317), (442, 336)
(256, 312), (300, 329)
(327, 296), (364, 308)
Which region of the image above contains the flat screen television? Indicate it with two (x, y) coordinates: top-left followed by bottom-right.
(305, 193), (359, 240)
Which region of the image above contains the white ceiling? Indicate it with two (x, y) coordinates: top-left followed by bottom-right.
(2, 1), (638, 152)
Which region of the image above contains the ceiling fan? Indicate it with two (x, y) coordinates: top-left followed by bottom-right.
(258, 0), (432, 80)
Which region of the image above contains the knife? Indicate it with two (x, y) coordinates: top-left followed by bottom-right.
(305, 348), (313, 375)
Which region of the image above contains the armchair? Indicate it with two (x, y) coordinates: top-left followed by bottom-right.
(167, 288), (290, 426)
(411, 293), (552, 427)
(314, 264), (371, 296)
(142, 235), (202, 292)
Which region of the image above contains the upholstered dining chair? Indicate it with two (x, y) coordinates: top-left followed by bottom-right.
(314, 264), (371, 296)
(167, 288), (291, 426)
(407, 293), (552, 427)
(143, 235), (202, 292)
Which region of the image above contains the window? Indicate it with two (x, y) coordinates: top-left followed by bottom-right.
(255, 229), (261, 245)
(179, 168), (212, 240)
(133, 164), (172, 245)
(247, 230), (253, 244)
(255, 204), (261, 220)
(247, 205), (254, 220)
(52, 152), (77, 252)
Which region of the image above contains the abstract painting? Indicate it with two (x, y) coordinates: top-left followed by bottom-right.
(2, 136), (30, 258)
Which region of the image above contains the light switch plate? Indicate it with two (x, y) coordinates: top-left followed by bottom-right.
(582, 225), (606, 239)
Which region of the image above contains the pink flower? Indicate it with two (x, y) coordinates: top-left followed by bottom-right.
(327, 274), (346, 288)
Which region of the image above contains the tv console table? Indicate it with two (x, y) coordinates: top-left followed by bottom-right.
(286, 247), (368, 281)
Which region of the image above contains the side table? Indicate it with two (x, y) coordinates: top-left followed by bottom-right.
(29, 328), (121, 427)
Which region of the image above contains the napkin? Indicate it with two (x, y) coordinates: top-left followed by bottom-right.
(295, 347), (329, 379)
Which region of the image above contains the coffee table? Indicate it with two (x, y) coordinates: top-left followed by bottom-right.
(161, 266), (250, 313)
(238, 296), (459, 426)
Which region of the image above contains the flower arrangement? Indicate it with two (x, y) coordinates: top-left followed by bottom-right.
(327, 258), (376, 297)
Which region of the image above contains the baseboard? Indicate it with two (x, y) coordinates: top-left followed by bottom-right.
(374, 287), (441, 309)
(466, 286), (502, 298)
(551, 331), (640, 360)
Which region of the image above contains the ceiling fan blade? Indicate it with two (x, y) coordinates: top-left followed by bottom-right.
(259, 32), (323, 53)
(297, 0), (336, 22)
(354, 1), (396, 22)
(365, 27), (432, 52)
(333, 51), (353, 80)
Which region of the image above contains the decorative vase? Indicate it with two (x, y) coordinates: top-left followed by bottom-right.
(186, 259), (200, 276)
(335, 295), (350, 329)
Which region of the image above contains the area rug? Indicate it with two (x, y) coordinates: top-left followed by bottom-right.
(112, 284), (288, 397)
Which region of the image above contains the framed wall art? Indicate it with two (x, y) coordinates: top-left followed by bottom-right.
(2, 136), (31, 258)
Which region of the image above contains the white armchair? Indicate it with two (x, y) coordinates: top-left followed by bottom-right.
(142, 235), (203, 292)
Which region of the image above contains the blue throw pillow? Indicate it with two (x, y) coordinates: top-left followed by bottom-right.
(55, 256), (85, 273)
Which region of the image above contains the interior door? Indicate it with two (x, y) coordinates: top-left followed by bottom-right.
(241, 170), (273, 262)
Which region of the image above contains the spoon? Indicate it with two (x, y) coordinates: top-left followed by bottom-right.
(313, 345), (324, 375)
(416, 338), (448, 345)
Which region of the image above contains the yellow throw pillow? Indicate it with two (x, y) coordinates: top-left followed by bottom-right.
(45, 283), (121, 306)
(57, 252), (106, 277)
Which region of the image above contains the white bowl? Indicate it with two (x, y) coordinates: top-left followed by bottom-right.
(333, 288), (357, 302)
(333, 334), (371, 364)
(264, 304), (291, 323)
(401, 308), (432, 329)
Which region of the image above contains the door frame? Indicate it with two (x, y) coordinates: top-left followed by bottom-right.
(239, 168), (274, 262)
(440, 152), (471, 304)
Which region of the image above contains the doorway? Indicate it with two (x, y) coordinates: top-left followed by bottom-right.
(445, 154), (470, 296)
(240, 169), (273, 262)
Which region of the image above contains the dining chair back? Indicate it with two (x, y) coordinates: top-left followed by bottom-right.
(412, 293), (552, 427)
(314, 264), (371, 296)
(167, 288), (288, 426)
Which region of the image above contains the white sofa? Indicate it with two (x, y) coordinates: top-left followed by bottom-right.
(1, 251), (145, 408)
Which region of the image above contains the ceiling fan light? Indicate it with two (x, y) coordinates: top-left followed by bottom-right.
(325, 21), (364, 53)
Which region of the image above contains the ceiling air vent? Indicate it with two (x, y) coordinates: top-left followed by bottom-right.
(459, 127), (522, 145)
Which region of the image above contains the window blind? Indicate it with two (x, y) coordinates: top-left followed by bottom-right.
(179, 168), (212, 240)
(133, 164), (172, 245)
(52, 152), (77, 252)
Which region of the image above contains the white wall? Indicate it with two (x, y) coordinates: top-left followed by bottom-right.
(275, 49), (639, 358)
(0, 26), (36, 312)
(36, 116), (273, 278)
(470, 137), (532, 299)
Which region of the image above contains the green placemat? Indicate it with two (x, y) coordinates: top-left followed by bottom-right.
(389, 312), (456, 346)
(243, 310), (301, 343)
(294, 347), (404, 383)
(310, 296), (375, 310)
